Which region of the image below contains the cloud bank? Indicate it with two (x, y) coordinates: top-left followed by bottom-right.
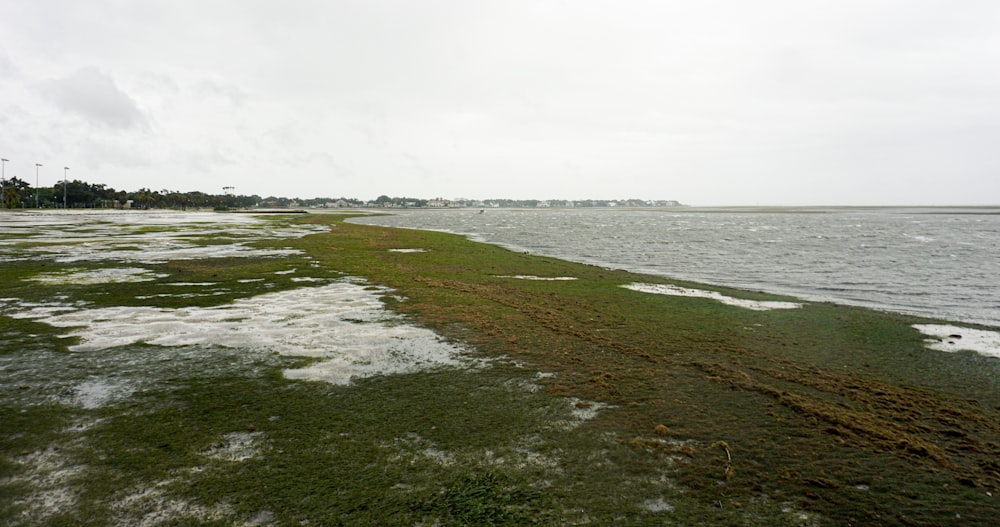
(1, 1), (999, 205)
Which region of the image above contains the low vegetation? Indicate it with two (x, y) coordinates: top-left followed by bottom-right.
(2, 211), (998, 525)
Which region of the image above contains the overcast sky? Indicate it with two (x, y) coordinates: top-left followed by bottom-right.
(2, 1), (999, 205)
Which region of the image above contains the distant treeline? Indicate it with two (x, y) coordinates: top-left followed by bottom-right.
(0, 177), (684, 210)
(371, 196), (685, 208)
(0, 177), (263, 210)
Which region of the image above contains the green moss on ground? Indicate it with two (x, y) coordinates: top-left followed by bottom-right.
(2, 212), (998, 526)
(278, 214), (1000, 525)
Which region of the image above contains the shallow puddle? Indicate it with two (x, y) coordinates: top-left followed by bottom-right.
(2, 210), (326, 264)
(26, 268), (168, 285)
(10, 282), (474, 385)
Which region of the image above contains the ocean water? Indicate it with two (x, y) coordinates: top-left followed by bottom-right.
(350, 207), (1000, 328)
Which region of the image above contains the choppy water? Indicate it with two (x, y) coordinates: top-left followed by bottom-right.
(351, 208), (1000, 327)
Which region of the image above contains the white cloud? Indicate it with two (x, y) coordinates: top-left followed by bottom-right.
(192, 78), (247, 107)
(1, 1), (999, 204)
(0, 52), (17, 78)
(40, 67), (148, 130)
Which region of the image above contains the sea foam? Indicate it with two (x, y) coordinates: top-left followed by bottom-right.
(913, 324), (1000, 359)
(623, 283), (802, 311)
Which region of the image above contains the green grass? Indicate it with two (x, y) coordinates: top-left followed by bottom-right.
(278, 214), (1000, 524)
(2, 212), (999, 525)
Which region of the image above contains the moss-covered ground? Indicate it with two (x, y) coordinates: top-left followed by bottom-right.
(2, 211), (998, 525)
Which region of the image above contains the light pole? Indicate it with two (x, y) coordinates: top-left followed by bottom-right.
(1, 158), (7, 209)
(63, 166), (69, 209)
(35, 163), (42, 208)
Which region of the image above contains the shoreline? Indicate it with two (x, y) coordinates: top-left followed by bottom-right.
(340, 211), (1000, 358)
(308, 214), (1000, 520)
(346, 208), (1000, 328)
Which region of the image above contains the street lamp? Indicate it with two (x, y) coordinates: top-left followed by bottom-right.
(1, 158), (8, 209)
(35, 163), (42, 208)
(63, 166), (69, 209)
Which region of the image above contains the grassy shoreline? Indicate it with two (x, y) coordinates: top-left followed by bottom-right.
(3, 211), (999, 525)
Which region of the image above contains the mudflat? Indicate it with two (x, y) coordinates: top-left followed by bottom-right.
(2, 211), (998, 525)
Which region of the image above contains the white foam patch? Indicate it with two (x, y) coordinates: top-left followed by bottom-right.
(495, 275), (578, 281)
(0, 300), (88, 318)
(545, 397), (616, 431)
(31, 243), (301, 264)
(640, 498), (675, 513)
(111, 485), (233, 527)
(568, 398), (614, 421)
(202, 431), (265, 462)
(3, 210), (325, 264)
(66, 379), (133, 409)
(5, 447), (83, 522)
(27, 267), (169, 285)
(134, 292), (230, 300)
(623, 283), (802, 311)
(913, 325), (1000, 359)
(389, 248), (427, 253)
(11, 283), (472, 385)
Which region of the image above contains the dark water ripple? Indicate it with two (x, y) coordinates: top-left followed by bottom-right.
(351, 208), (1000, 327)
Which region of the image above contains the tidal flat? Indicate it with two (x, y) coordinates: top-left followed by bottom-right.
(2, 210), (999, 526)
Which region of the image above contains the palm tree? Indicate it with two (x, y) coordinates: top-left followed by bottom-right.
(2, 177), (31, 208)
